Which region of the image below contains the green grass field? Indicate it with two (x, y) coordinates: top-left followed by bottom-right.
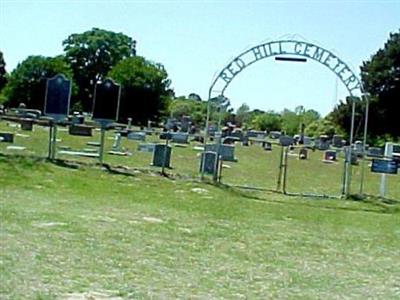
(1, 120), (400, 299)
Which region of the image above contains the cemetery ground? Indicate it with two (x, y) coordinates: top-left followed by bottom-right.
(1, 122), (400, 299)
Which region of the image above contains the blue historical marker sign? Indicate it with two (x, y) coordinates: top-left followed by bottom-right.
(44, 74), (71, 120)
(92, 79), (121, 124)
(371, 159), (398, 174)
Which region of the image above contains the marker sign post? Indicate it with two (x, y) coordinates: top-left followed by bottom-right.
(379, 143), (398, 198)
(44, 74), (72, 160)
(92, 79), (121, 164)
(371, 159), (398, 175)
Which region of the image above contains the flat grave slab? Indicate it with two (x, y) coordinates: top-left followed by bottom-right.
(108, 150), (131, 156)
(58, 150), (99, 158)
(7, 145), (26, 151)
(87, 141), (101, 147)
(137, 143), (155, 153)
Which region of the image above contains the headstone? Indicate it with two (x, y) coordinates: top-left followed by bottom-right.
(20, 119), (33, 131)
(127, 118), (132, 130)
(222, 136), (240, 144)
(112, 133), (122, 151)
(353, 141), (364, 156)
(263, 141), (272, 151)
(69, 125), (92, 136)
(159, 132), (172, 140)
(315, 138), (330, 150)
(138, 143), (155, 153)
(0, 132), (14, 143)
(242, 136), (249, 146)
(44, 74), (71, 121)
(181, 116), (191, 133)
(127, 131), (146, 141)
(332, 135), (344, 148)
(367, 147), (383, 158)
(152, 144), (172, 168)
(17, 109), (41, 119)
(299, 148), (308, 159)
(170, 132), (189, 144)
(302, 136), (312, 147)
(324, 150), (337, 161)
(269, 131), (281, 139)
(205, 144), (236, 162)
(279, 135), (294, 147)
(200, 151), (217, 174)
(92, 79), (121, 125)
(247, 130), (265, 139)
(70, 114), (84, 125)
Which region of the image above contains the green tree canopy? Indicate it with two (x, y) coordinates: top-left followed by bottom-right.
(169, 96), (207, 126)
(251, 111), (281, 132)
(3, 55), (73, 110)
(108, 56), (172, 124)
(0, 50), (7, 92)
(235, 103), (251, 127)
(63, 28), (135, 111)
(360, 30), (400, 139)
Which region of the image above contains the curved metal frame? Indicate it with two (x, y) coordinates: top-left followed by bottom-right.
(203, 39), (369, 197)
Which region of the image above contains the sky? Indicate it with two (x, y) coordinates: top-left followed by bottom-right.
(1, 0), (399, 116)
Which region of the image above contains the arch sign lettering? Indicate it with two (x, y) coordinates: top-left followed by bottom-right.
(205, 39), (369, 197)
(209, 40), (362, 97)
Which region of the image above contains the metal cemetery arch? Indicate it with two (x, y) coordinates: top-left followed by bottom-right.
(204, 39), (370, 197)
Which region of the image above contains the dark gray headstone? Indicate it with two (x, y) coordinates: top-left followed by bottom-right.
(0, 132), (14, 143)
(20, 119), (33, 131)
(92, 79), (121, 124)
(324, 150), (337, 161)
(44, 74), (71, 120)
(279, 135), (294, 147)
(205, 144), (236, 162)
(152, 144), (172, 167)
(69, 125), (92, 136)
(170, 132), (189, 144)
(299, 148), (308, 159)
(127, 131), (146, 141)
(200, 151), (217, 174)
(367, 147), (383, 158)
(263, 141), (272, 151)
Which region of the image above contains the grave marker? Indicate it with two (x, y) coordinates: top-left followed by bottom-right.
(152, 144), (172, 168)
(127, 131), (146, 141)
(44, 74), (71, 120)
(200, 151), (218, 174)
(44, 74), (72, 160)
(0, 132), (14, 143)
(279, 135), (294, 147)
(324, 150), (337, 161)
(299, 148), (308, 159)
(92, 79), (121, 164)
(20, 119), (33, 131)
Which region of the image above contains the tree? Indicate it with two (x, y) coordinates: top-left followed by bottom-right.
(169, 96), (207, 125)
(235, 103), (250, 127)
(188, 93), (202, 101)
(63, 28), (135, 111)
(251, 111), (281, 132)
(360, 30), (400, 139)
(108, 56), (172, 124)
(0, 51), (7, 92)
(330, 96), (365, 140)
(3, 55), (73, 109)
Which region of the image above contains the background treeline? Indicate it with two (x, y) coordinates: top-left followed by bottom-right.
(0, 28), (398, 145)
